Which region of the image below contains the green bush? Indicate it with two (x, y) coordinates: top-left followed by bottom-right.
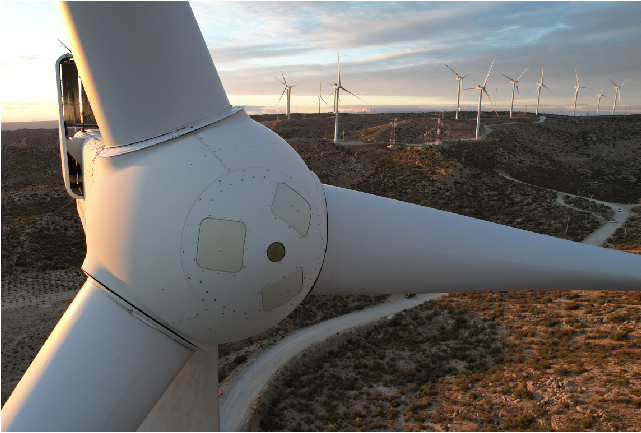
(564, 302), (580, 310)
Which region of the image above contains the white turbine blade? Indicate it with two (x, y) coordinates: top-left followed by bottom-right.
(281, 70), (287, 86)
(274, 77), (285, 86)
(53, 2), (229, 148)
(483, 88), (498, 115)
(337, 52), (341, 85)
(575, 69), (579, 85)
(610, 79), (619, 87)
(621, 79), (629, 87)
(542, 84), (552, 94)
(312, 185), (641, 295)
(461, 70), (474, 79)
(516, 84), (520, 98)
(483, 57), (495, 87)
(277, 87), (287, 104)
(516, 67), (528, 81)
(340, 86), (366, 103)
(291, 79), (303, 88)
(502, 74), (515, 82)
(445, 63), (461, 79)
(1, 279), (194, 431)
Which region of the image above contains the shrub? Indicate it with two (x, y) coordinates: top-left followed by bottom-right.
(564, 302), (580, 310)
(233, 355), (247, 365)
(513, 386), (533, 400)
(502, 412), (535, 430)
(607, 313), (627, 323)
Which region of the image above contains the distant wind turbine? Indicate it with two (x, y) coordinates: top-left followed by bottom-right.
(596, 80), (610, 116)
(445, 64), (472, 120)
(610, 78), (629, 115)
(275, 72), (302, 120)
(317, 82), (328, 114)
(502, 67), (527, 119)
(328, 53), (365, 144)
(534, 66), (551, 115)
(464, 57), (498, 139)
(573, 69), (588, 116)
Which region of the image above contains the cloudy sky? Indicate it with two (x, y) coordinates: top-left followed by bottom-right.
(2, 1), (640, 122)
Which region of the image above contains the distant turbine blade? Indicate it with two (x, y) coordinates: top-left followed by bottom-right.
(517, 67), (528, 81)
(274, 77), (285, 86)
(292, 80), (303, 87)
(542, 84), (552, 94)
(502, 74), (515, 82)
(445, 64), (461, 78)
(610, 79), (618, 87)
(483, 57), (495, 87)
(277, 87), (287, 104)
(340, 87), (366, 103)
(576, 69), (579, 85)
(516, 84), (520, 97)
(483, 88), (498, 115)
(461, 70), (473, 79)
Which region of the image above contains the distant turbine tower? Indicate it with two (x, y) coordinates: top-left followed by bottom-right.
(445, 64), (472, 120)
(328, 53), (365, 144)
(610, 78), (629, 115)
(596, 80), (610, 115)
(275, 72), (302, 120)
(534, 66), (552, 115)
(502, 67), (527, 119)
(465, 57), (498, 139)
(573, 69), (587, 116)
(317, 82), (328, 114)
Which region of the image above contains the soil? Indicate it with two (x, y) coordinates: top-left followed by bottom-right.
(255, 290), (641, 432)
(2, 112), (640, 419)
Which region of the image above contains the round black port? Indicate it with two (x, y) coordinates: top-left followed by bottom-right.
(267, 242), (286, 262)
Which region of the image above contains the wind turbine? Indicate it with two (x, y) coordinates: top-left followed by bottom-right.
(445, 64), (472, 120)
(502, 67), (527, 119)
(610, 78), (629, 115)
(3, 4), (640, 432)
(465, 57), (498, 139)
(573, 69), (588, 116)
(328, 53), (365, 144)
(535, 66), (552, 115)
(317, 82), (328, 114)
(596, 80), (610, 115)
(275, 72), (301, 120)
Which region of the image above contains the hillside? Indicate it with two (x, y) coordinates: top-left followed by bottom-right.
(2, 113), (640, 424)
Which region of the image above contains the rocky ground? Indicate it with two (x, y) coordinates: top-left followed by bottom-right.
(256, 290), (641, 432)
(2, 113), (640, 425)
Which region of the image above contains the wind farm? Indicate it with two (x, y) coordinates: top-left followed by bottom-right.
(1, 2), (641, 433)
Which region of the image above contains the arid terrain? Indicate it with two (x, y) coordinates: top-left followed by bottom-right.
(2, 112), (640, 430)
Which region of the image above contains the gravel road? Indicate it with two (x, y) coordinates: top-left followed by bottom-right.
(219, 293), (443, 431)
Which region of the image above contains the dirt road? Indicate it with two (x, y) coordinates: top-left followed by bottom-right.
(497, 171), (633, 246)
(219, 293), (443, 432)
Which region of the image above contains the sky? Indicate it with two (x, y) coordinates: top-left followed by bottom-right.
(2, 1), (640, 123)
